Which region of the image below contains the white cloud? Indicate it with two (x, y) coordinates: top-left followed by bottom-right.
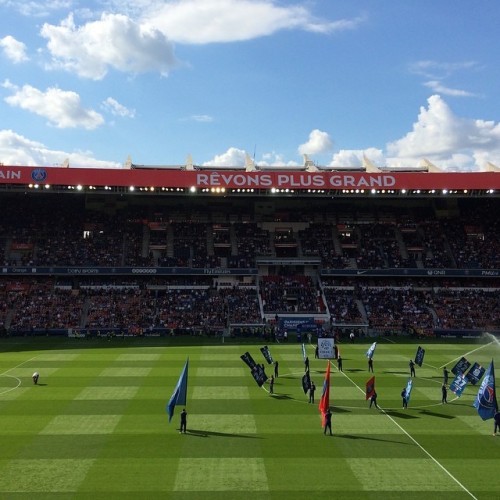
(409, 60), (478, 80)
(40, 13), (177, 80)
(386, 95), (500, 170)
(329, 148), (384, 168)
(101, 97), (135, 118)
(423, 80), (475, 97)
(0, 0), (73, 17)
(298, 129), (333, 155)
(142, 0), (365, 44)
(186, 114), (214, 123)
(0, 36), (29, 63)
(0, 129), (121, 167)
(3, 82), (104, 129)
(203, 147), (246, 166)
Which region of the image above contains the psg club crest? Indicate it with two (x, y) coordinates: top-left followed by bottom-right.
(31, 168), (47, 182)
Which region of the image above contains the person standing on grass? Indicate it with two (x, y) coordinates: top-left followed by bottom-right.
(274, 361), (279, 378)
(269, 375), (275, 395)
(369, 391), (379, 409)
(368, 357), (374, 373)
(309, 381), (316, 404)
(304, 356), (309, 372)
(441, 383), (448, 404)
(180, 408), (187, 433)
(32, 372), (39, 385)
(401, 388), (408, 409)
(443, 366), (449, 385)
(337, 355), (343, 372)
(493, 409), (500, 436)
(409, 359), (416, 377)
(324, 408), (333, 436)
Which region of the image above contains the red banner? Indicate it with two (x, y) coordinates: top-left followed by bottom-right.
(1, 166), (499, 190)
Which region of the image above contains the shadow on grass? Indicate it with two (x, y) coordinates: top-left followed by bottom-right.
(384, 410), (419, 419)
(330, 406), (351, 414)
(271, 393), (293, 400)
(335, 434), (413, 445)
(383, 370), (410, 375)
(186, 429), (264, 439)
(346, 369), (364, 373)
(419, 409), (455, 419)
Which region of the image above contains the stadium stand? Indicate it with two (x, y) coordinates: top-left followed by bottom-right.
(0, 166), (499, 339)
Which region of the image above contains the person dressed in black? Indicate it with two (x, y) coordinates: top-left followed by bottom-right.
(443, 367), (449, 385)
(269, 375), (275, 395)
(337, 355), (343, 372)
(309, 382), (316, 403)
(368, 357), (374, 373)
(324, 408), (332, 436)
(304, 356), (309, 372)
(369, 391), (379, 409)
(314, 345), (319, 359)
(441, 383), (448, 404)
(180, 408), (187, 433)
(401, 388), (408, 409)
(409, 359), (416, 377)
(274, 361), (279, 378)
(494, 409), (500, 436)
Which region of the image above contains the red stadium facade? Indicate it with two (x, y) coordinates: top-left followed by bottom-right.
(0, 165), (499, 192)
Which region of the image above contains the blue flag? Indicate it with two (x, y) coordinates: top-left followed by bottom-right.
(466, 362), (485, 385)
(167, 358), (189, 423)
(405, 378), (414, 404)
(473, 360), (497, 421)
(415, 346), (425, 367)
(450, 374), (468, 397)
(366, 342), (377, 359)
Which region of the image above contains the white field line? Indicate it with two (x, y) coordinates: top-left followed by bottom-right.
(339, 368), (478, 500)
(0, 355), (38, 377)
(440, 341), (495, 369)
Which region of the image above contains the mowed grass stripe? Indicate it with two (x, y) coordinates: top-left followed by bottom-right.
(174, 458), (268, 491)
(348, 458), (464, 492)
(0, 458), (95, 493)
(40, 415), (122, 434)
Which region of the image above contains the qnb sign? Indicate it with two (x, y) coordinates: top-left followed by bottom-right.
(195, 172), (396, 190)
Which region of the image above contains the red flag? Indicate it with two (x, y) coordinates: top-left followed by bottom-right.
(318, 360), (331, 426)
(366, 376), (375, 401)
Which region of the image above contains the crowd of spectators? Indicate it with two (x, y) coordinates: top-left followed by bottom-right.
(1, 196), (499, 337)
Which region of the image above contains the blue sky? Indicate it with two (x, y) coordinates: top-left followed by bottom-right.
(1, 0), (500, 171)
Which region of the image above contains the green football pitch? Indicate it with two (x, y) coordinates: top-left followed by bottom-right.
(0, 336), (499, 499)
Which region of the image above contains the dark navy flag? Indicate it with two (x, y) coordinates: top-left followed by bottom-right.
(366, 342), (377, 359)
(241, 352), (257, 370)
(302, 370), (311, 394)
(473, 360), (498, 420)
(260, 346), (274, 365)
(415, 346), (425, 367)
(451, 357), (471, 376)
(251, 364), (268, 387)
(405, 378), (414, 404)
(450, 374), (468, 397)
(466, 362), (485, 385)
(167, 358), (189, 423)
